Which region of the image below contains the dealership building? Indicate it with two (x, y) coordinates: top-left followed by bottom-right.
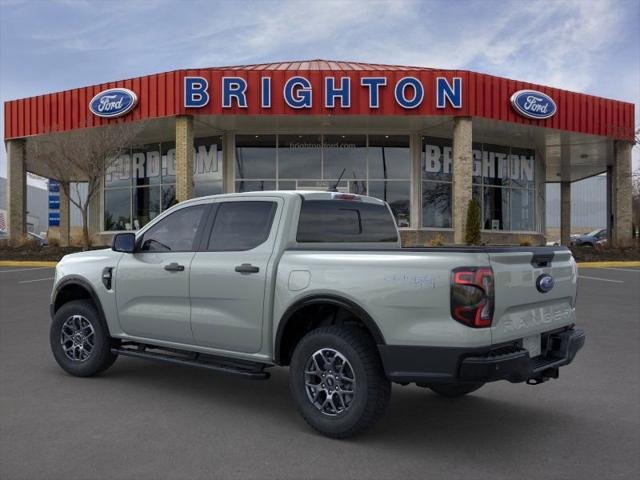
(3, 60), (636, 246)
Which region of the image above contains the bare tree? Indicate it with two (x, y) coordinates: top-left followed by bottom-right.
(27, 122), (143, 249)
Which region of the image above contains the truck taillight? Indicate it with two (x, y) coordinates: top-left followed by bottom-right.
(450, 267), (494, 328)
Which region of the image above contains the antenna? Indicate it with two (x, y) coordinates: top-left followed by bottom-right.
(328, 168), (347, 192)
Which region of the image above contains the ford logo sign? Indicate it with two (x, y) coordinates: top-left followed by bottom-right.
(510, 89), (556, 120)
(89, 88), (138, 118)
(536, 274), (555, 293)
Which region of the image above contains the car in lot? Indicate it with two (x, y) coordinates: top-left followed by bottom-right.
(571, 229), (607, 247)
(48, 191), (585, 438)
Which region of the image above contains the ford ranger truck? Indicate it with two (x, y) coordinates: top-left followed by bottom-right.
(50, 191), (584, 438)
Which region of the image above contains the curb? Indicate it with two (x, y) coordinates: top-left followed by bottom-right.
(576, 261), (640, 268)
(0, 260), (58, 267)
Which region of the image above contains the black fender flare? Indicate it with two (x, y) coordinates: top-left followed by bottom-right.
(51, 275), (108, 330)
(274, 294), (386, 365)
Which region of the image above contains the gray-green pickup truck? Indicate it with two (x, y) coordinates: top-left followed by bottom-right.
(50, 191), (584, 437)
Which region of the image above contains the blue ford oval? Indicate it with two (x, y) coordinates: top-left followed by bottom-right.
(89, 88), (138, 118)
(510, 90), (556, 120)
(536, 274), (555, 293)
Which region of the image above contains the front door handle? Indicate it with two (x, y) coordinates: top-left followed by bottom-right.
(164, 262), (185, 272)
(235, 263), (260, 274)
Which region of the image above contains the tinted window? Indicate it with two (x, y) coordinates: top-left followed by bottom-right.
(207, 201), (277, 251)
(297, 200), (398, 243)
(139, 205), (206, 252)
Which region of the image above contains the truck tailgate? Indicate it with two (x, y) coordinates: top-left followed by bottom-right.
(489, 248), (577, 345)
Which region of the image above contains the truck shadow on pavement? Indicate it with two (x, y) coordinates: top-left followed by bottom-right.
(78, 356), (575, 451)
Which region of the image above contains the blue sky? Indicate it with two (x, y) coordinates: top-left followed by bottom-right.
(1, 0), (638, 179)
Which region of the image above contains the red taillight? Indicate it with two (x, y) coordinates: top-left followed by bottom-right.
(450, 267), (494, 328)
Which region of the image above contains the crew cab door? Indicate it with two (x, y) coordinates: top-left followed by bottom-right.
(115, 204), (210, 344)
(189, 198), (281, 353)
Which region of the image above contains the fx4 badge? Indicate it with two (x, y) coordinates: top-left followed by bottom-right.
(536, 274), (555, 293)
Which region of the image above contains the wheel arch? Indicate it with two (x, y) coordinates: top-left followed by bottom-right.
(274, 294), (386, 366)
(52, 276), (109, 332)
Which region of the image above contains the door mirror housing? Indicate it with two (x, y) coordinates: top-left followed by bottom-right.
(112, 232), (136, 253)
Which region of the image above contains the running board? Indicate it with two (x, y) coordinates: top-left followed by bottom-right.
(111, 346), (270, 380)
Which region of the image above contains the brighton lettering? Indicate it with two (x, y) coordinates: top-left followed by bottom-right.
(184, 75), (463, 110)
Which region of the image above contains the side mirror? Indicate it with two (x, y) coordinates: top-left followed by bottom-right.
(112, 232), (136, 253)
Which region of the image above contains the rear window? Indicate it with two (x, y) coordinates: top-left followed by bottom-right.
(296, 200), (398, 243)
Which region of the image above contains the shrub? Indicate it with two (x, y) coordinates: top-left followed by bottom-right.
(465, 198), (482, 245)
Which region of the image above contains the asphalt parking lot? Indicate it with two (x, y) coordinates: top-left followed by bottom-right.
(1, 265), (639, 480)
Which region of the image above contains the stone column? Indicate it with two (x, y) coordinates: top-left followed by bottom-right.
(452, 117), (473, 244)
(175, 115), (194, 202)
(560, 181), (571, 246)
(610, 141), (633, 247)
(222, 133), (235, 193)
(409, 133), (422, 229)
(6, 139), (27, 245)
(59, 182), (70, 247)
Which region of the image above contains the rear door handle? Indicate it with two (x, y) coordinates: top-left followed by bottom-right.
(235, 263), (260, 274)
(164, 262), (185, 272)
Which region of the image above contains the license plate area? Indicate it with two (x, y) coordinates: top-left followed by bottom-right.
(522, 333), (541, 357)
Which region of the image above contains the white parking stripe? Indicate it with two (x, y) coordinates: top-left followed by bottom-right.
(578, 275), (624, 283)
(17, 277), (54, 284)
(0, 267), (53, 273)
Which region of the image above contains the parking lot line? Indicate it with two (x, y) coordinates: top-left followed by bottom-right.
(17, 277), (54, 284)
(0, 267), (54, 273)
(578, 275), (624, 283)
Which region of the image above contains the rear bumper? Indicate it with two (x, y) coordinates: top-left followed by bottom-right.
(379, 327), (585, 384)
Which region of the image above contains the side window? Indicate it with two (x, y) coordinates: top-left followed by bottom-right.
(207, 201), (277, 251)
(139, 205), (207, 252)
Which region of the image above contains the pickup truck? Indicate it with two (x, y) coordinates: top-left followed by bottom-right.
(50, 191), (585, 438)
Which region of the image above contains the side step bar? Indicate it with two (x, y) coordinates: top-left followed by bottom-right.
(111, 345), (270, 380)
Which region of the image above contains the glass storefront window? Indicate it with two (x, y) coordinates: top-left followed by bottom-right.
(510, 188), (535, 231)
(161, 184), (177, 211)
(132, 186), (161, 230)
(422, 181), (452, 228)
(105, 153), (131, 188)
(483, 186), (509, 230)
(509, 147), (535, 189)
(422, 137), (452, 182)
(236, 180), (277, 192)
(161, 141), (176, 184)
(132, 143), (161, 187)
(278, 134), (322, 179)
(322, 134), (367, 180)
(235, 135), (276, 179)
(104, 188), (131, 231)
(368, 135), (410, 180)
(369, 181), (410, 227)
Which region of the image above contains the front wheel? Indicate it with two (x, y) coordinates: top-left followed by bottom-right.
(289, 325), (391, 438)
(50, 300), (118, 377)
(428, 382), (484, 398)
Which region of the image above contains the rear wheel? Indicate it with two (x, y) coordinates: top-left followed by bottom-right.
(50, 300), (118, 377)
(428, 382), (484, 398)
(289, 325), (391, 438)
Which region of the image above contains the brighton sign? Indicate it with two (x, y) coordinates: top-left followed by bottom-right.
(183, 76), (464, 110)
(89, 88), (138, 118)
(510, 89), (557, 120)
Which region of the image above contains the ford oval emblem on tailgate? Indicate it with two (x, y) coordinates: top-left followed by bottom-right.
(536, 274), (555, 293)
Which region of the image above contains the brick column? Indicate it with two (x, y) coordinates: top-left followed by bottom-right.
(6, 139), (27, 245)
(610, 141), (633, 247)
(409, 133), (422, 229)
(452, 117), (473, 244)
(59, 182), (70, 247)
(560, 181), (571, 246)
(222, 133), (235, 193)
(175, 115), (194, 202)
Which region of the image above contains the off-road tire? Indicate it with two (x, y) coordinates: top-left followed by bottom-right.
(428, 382), (484, 398)
(50, 300), (118, 377)
(289, 325), (391, 438)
